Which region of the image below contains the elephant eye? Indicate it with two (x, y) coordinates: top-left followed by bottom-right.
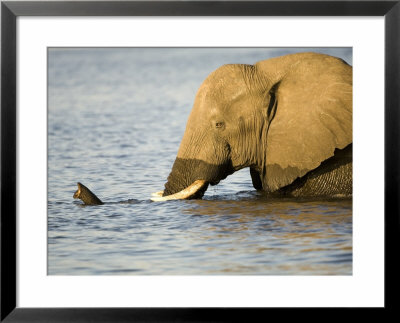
(215, 122), (224, 129)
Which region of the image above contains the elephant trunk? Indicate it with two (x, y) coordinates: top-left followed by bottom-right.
(155, 156), (234, 201)
(162, 157), (211, 197)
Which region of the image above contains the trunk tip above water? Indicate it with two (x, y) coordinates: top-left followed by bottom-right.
(73, 182), (104, 205)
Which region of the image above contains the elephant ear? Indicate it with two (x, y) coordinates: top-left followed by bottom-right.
(258, 54), (352, 191)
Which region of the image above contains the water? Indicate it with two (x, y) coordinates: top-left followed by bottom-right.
(48, 48), (352, 275)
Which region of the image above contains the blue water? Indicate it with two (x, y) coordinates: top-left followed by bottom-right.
(48, 48), (352, 275)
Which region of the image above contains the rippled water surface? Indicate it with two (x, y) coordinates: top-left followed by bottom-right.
(48, 48), (352, 275)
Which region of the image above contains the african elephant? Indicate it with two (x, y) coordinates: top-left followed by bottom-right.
(151, 52), (353, 201)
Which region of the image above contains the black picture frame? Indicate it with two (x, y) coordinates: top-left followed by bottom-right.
(1, 1), (399, 321)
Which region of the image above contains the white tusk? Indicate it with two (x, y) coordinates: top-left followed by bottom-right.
(151, 190), (164, 197)
(151, 180), (207, 202)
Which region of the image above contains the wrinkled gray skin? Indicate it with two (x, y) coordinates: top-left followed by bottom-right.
(163, 52), (352, 198)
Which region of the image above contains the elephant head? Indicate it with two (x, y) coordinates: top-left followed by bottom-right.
(153, 52), (352, 201)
